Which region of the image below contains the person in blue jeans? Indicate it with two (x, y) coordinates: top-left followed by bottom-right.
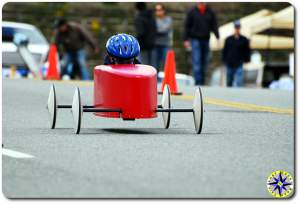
(62, 50), (90, 80)
(222, 21), (250, 87)
(190, 39), (210, 85)
(225, 64), (244, 87)
(184, 3), (220, 85)
(54, 18), (99, 80)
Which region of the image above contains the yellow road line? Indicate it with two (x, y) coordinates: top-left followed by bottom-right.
(55, 80), (293, 115)
(175, 95), (294, 115)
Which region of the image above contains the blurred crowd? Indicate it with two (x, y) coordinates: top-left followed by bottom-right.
(54, 2), (251, 87)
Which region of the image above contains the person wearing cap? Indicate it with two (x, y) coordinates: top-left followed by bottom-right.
(54, 18), (99, 80)
(183, 2), (220, 85)
(222, 20), (251, 87)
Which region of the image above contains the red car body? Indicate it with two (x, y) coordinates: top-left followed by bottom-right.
(93, 64), (157, 119)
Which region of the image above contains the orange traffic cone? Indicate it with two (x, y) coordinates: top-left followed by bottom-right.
(160, 50), (182, 95)
(46, 44), (60, 80)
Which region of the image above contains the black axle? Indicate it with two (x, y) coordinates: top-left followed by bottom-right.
(156, 108), (193, 113)
(58, 105), (95, 109)
(83, 108), (121, 113)
(59, 105), (163, 109)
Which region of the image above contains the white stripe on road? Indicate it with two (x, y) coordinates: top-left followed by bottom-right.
(2, 148), (34, 159)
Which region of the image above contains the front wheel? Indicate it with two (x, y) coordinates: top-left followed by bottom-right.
(193, 87), (203, 134)
(161, 85), (171, 129)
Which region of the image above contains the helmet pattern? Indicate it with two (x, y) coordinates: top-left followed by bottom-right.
(106, 33), (140, 59)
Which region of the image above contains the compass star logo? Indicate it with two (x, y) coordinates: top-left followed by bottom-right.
(267, 170), (293, 198)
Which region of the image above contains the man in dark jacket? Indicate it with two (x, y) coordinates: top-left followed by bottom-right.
(135, 2), (156, 66)
(55, 18), (99, 80)
(184, 2), (220, 85)
(222, 21), (250, 87)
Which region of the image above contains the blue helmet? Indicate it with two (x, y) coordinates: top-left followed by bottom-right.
(106, 33), (140, 59)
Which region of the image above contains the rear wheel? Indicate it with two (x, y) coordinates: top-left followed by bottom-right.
(193, 87), (203, 134)
(161, 85), (171, 129)
(47, 84), (57, 129)
(72, 87), (82, 134)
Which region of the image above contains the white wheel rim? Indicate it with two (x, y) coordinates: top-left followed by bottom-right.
(72, 87), (82, 134)
(161, 85), (171, 128)
(193, 87), (203, 134)
(47, 84), (57, 129)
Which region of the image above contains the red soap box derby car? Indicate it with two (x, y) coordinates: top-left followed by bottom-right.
(47, 64), (203, 134)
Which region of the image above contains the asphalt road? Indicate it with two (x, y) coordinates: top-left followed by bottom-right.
(2, 79), (294, 198)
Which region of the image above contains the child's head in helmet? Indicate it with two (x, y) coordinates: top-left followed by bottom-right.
(104, 33), (141, 65)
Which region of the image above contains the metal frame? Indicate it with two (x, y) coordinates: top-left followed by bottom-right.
(47, 84), (203, 134)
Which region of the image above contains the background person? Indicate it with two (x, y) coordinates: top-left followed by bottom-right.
(54, 18), (99, 80)
(184, 2), (220, 85)
(134, 2), (156, 66)
(222, 20), (250, 87)
(154, 3), (173, 74)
